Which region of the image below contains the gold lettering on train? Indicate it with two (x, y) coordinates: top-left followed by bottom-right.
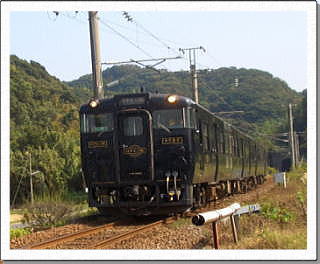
(123, 145), (146, 158)
(161, 137), (184, 145)
(88, 140), (107, 148)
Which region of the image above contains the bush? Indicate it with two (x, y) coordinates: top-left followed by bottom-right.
(23, 201), (72, 230)
(261, 203), (295, 224)
(10, 228), (31, 239)
(267, 167), (277, 175)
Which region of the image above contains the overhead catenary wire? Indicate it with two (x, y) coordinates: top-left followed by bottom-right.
(51, 11), (219, 73)
(98, 16), (155, 59)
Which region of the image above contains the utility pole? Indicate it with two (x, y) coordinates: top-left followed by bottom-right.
(295, 132), (300, 166)
(29, 152), (33, 205)
(288, 104), (296, 170)
(27, 152), (40, 205)
(89, 11), (104, 99)
(179, 47), (205, 104)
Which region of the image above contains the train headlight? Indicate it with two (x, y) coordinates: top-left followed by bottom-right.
(89, 99), (99, 108)
(167, 95), (177, 104)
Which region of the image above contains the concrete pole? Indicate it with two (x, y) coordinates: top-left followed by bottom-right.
(180, 47), (205, 104)
(29, 152), (34, 205)
(191, 49), (199, 104)
(89, 11), (104, 99)
(191, 67), (199, 104)
(288, 104), (296, 170)
(295, 132), (300, 166)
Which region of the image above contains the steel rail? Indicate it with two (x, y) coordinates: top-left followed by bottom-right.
(23, 221), (118, 249)
(89, 217), (175, 249)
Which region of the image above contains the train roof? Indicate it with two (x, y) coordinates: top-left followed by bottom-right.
(79, 92), (195, 113)
(195, 103), (256, 143)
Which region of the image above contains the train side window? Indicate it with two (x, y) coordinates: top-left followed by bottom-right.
(189, 108), (197, 129)
(202, 122), (209, 152)
(217, 126), (225, 154)
(239, 138), (243, 158)
(182, 107), (196, 129)
(224, 133), (228, 154)
(199, 121), (203, 145)
(211, 124), (217, 152)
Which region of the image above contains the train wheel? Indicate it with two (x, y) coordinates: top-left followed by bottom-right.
(193, 185), (201, 209)
(200, 186), (207, 207)
(240, 179), (248, 193)
(250, 177), (257, 190)
(231, 180), (238, 195)
(216, 182), (225, 199)
(236, 180), (242, 194)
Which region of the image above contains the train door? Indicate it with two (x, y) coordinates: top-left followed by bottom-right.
(117, 110), (154, 182)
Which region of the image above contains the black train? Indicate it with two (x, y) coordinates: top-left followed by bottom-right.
(79, 93), (267, 216)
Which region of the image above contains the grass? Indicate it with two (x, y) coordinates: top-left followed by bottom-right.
(167, 217), (190, 229)
(10, 191), (96, 233)
(199, 166), (307, 249)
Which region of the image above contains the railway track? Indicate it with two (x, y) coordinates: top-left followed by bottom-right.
(22, 216), (176, 249)
(16, 176), (272, 250)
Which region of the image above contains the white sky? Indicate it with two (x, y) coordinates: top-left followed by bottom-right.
(8, 2), (313, 92)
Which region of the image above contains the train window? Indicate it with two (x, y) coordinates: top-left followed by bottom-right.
(211, 124), (217, 152)
(225, 134), (229, 154)
(80, 113), (113, 133)
(218, 127), (225, 153)
(234, 135), (238, 156)
(123, 116), (143, 136)
(229, 135), (233, 155)
(201, 122), (209, 152)
(153, 109), (184, 129)
(189, 108), (197, 129)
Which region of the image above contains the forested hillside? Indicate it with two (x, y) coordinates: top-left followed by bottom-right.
(10, 55), (83, 206)
(10, 55), (304, 206)
(68, 65), (302, 124)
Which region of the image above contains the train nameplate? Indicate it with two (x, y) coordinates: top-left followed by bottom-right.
(161, 137), (183, 145)
(88, 140), (107, 148)
(123, 144), (146, 158)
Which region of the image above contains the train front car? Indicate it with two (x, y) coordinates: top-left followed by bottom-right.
(79, 93), (195, 216)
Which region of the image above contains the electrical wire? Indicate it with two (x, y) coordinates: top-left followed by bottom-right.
(123, 11), (182, 58)
(98, 17), (155, 59)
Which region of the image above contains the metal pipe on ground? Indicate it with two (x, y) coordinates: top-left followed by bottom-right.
(192, 203), (240, 226)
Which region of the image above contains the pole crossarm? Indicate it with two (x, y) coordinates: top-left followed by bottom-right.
(179, 46), (205, 103)
(101, 56), (182, 66)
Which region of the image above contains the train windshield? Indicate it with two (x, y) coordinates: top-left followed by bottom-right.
(81, 113), (114, 133)
(153, 108), (192, 129)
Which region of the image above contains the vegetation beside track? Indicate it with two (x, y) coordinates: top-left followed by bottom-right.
(10, 193), (97, 238)
(200, 166), (307, 249)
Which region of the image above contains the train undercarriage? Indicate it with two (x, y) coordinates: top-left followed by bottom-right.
(92, 174), (265, 216)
